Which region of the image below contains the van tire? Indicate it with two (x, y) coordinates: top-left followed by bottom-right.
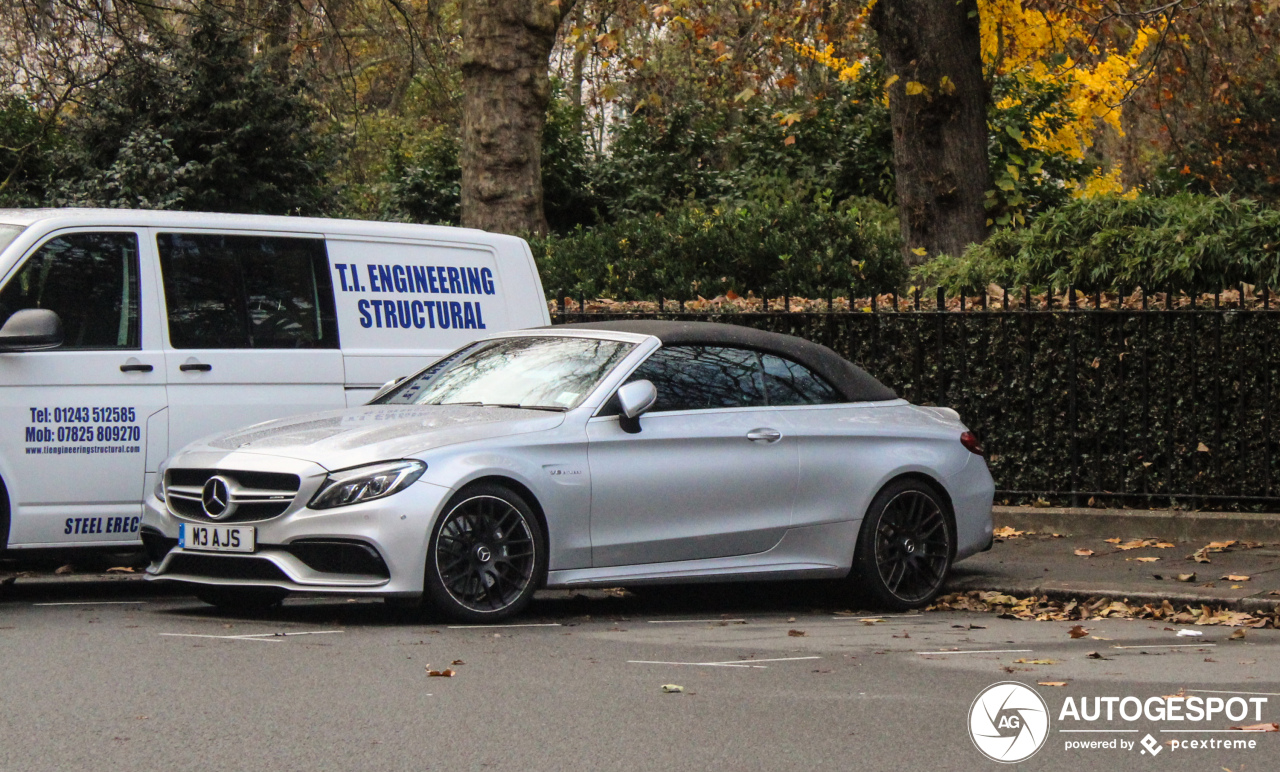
(0, 478), (9, 552)
(193, 586), (288, 613)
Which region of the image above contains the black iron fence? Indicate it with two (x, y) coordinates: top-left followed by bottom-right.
(551, 288), (1280, 511)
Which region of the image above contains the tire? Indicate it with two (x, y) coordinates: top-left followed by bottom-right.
(852, 478), (955, 611)
(423, 482), (546, 623)
(194, 586), (288, 613)
(0, 478), (9, 553)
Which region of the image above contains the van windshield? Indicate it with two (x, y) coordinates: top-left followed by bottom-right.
(0, 225), (25, 255)
(376, 336), (634, 411)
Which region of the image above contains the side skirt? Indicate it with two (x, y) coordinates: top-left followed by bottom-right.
(547, 519), (860, 588)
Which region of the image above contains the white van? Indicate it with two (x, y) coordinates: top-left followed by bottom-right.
(0, 209), (549, 550)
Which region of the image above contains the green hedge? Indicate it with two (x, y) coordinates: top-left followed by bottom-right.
(554, 306), (1280, 511)
(919, 193), (1280, 293)
(531, 195), (905, 301)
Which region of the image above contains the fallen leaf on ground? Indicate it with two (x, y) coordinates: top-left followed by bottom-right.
(1086, 651), (1108, 660)
(993, 526), (1026, 539)
(1133, 557), (1160, 563)
(1189, 548), (1212, 563)
(1013, 658), (1056, 665)
(451, 659), (465, 665)
(1118, 539), (1158, 550)
(1068, 625), (1089, 638)
(788, 629), (807, 637)
(1176, 573), (1197, 582)
(1155, 542), (1176, 549)
(1206, 541), (1237, 551)
(1197, 442), (1210, 452)
(426, 668), (456, 677)
(661, 684), (685, 694)
(105, 566), (135, 573)
(1090, 635), (1113, 640)
(1104, 538), (1122, 544)
(1229, 629), (1246, 640)
(1222, 575), (1250, 582)
(54, 565), (73, 575)
(1038, 681), (1068, 687)
(1229, 723), (1279, 732)
(1074, 549), (1095, 557)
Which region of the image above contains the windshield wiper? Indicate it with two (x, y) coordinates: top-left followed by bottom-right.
(437, 401), (567, 412)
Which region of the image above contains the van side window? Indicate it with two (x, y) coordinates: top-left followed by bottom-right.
(0, 232), (140, 349)
(158, 233), (339, 349)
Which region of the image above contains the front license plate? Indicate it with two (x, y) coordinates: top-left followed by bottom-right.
(179, 523), (255, 553)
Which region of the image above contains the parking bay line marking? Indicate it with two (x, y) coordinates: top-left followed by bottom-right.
(161, 630), (345, 642)
(916, 649), (1033, 655)
(447, 623), (562, 629)
(1109, 644), (1216, 650)
(628, 656), (823, 669)
(1059, 730), (1140, 733)
(34, 601), (148, 606)
(647, 619), (748, 624)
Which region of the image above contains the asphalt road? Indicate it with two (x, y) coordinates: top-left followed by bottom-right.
(1, 580), (1277, 772)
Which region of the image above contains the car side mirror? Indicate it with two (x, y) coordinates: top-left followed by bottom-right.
(616, 379), (657, 434)
(369, 375), (407, 402)
(0, 309), (63, 351)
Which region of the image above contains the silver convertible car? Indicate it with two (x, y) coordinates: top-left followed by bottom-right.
(141, 321), (994, 621)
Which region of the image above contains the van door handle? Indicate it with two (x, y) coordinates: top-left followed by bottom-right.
(120, 363), (153, 373)
(179, 363), (212, 372)
(746, 428), (782, 443)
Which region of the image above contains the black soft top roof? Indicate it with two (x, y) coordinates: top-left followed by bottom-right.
(550, 319), (898, 403)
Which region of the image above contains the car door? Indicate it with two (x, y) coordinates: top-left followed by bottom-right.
(155, 231), (347, 452)
(0, 230), (167, 547)
(586, 346), (797, 567)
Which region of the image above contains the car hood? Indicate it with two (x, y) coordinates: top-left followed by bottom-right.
(182, 404), (565, 469)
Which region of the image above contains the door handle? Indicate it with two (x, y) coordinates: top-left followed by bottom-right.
(746, 428), (782, 443)
(179, 363), (212, 372)
(119, 363), (153, 373)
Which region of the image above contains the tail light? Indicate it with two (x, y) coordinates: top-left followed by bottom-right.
(960, 431), (984, 456)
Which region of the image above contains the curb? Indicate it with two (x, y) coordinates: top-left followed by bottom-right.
(945, 580), (1280, 614)
(994, 505), (1280, 543)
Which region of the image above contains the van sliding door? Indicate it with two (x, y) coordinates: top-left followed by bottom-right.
(155, 231), (345, 453)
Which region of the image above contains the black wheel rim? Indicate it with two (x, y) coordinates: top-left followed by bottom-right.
(873, 490), (950, 603)
(434, 495), (536, 613)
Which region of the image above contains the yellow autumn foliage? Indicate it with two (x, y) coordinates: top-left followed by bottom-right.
(981, 0), (1155, 193)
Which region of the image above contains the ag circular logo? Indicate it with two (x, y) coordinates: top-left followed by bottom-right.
(969, 681), (1050, 763)
(201, 476), (236, 520)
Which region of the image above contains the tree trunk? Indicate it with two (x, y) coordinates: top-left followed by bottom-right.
(870, 0), (990, 265)
(460, 0), (575, 236)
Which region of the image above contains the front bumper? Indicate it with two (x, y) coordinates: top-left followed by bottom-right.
(141, 456), (452, 597)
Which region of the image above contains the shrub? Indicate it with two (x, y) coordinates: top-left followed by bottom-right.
(532, 194), (904, 300)
(918, 193), (1280, 293)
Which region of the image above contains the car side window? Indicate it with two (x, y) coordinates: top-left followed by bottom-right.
(761, 353), (841, 405)
(158, 233), (339, 349)
(627, 346), (767, 412)
(0, 232), (140, 349)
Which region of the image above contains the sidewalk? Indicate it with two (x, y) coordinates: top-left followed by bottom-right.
(950, 527), (1280, 612)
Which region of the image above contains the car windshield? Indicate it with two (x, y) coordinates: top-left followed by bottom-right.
(0, 224), (25, 256)
(376, 335), (634, 410)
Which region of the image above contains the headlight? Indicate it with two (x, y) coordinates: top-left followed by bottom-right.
(309, 460), (427, 510)
(154, 470), (166, 502)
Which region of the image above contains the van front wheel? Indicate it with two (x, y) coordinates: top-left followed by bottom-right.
(193, 586), (288, 613)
